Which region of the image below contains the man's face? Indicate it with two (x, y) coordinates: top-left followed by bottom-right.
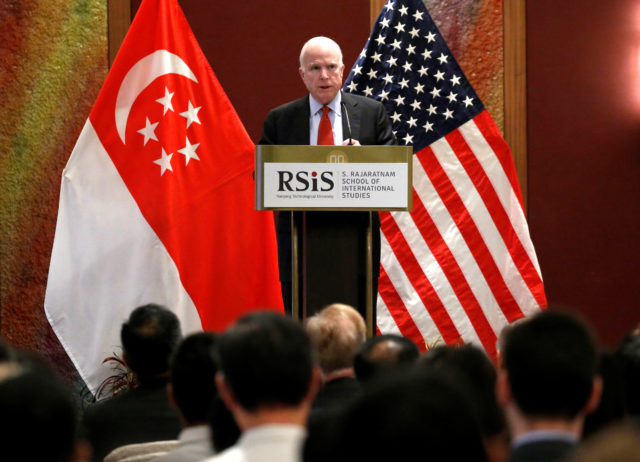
(299, 43), (345, 105)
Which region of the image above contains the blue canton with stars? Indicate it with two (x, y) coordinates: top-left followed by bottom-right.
(344, 0), (484, 153)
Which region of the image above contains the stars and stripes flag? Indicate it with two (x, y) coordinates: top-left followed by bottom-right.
(344, 0), (547, 356)
(44, 0), (282, 394)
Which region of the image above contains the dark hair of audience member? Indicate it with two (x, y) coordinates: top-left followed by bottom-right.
(616, 334), (640, 418)
(419, 344), (506, 438)
(353, 334), (419, 385)
(0, 368), (78, 462)
(217, 311), (313, 411)
(305, 369), (487, 462)
(170, 332), (219, 423)
(169, 332), (241, 452)
(209, 395), (241, 452)
(120, 303), (181, 381)
(582, 349), (626, 437)
(502, 309), (598, 419)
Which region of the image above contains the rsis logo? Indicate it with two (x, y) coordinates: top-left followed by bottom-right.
(277, 170), (335, 192)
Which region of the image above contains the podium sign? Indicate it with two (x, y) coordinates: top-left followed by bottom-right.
(256, 145), (412, 211)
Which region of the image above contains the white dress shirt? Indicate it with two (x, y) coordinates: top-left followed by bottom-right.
(152, 425), (213, 462)
(202, 424), (306, 462)
(308, 93), (343, 145)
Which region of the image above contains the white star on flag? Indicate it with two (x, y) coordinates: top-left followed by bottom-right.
(180, 100), (202, 127)
(137, 117), (159, 145)
(156, 86), (174, 114)
(153, 147), (173, 175)
(177, 136), (200, 165)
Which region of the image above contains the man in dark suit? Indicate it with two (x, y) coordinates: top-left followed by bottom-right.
(497, 310), (602, 462)
(259, 36), (395, 314)
(83, 304), (182, 461)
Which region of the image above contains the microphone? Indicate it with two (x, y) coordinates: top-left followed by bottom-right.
(340, 91), (353, 145)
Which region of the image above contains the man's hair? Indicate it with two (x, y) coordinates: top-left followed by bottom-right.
(305, 303), (366, 374)
(1, 368), (77, 462)
(299, 36), (343, 68)
(502, 309), (598, 419)
(419, 344), (505, 438)
(171, 332), (219, 423)
(218, 311), (313, 412)
(120, 303), (181, 379)
(354, 334), (419, 384)
(304, 369), (487, 462)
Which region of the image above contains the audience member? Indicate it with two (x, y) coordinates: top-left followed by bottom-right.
(353, 333), (419, 386)
(154, 332), (223, 462)
(564, 423), (640, 462)
(209, 395), (242, 453)
(83, 304), (182, 461)
(205, 311), (320, 462)
(0, 363), (85, 462)
(497, 310), (602, 462)
(304, 369), (488, 462)
(305, 303), (365, 413)
(582, 350), (626, 437)
(419, 345), (508, 462)
(616, 334), (640, 425)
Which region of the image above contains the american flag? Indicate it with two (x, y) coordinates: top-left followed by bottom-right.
(344, 0), (547, 356)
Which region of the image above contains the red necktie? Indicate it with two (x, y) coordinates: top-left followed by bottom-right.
(317, 106), (334, 145)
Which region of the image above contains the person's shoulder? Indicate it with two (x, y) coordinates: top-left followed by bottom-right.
(342, 92), (384, 109)
(267, 95), (309, 115)
(204, 444), (244, 462)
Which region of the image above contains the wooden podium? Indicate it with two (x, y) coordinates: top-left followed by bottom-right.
(256, 145), (412, 336)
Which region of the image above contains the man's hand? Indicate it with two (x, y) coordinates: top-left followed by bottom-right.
(341, 139), (361, 146)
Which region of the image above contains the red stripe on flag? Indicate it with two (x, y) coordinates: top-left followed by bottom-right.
(473, 111), (525, 212)
(445, 129), (547, 313)
(407, 187), (498, 355)
(416, 146), (526, 324)
(381, 210), (462, 346)
(378, 266), (428, 352)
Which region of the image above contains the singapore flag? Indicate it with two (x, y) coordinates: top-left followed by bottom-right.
(45, 0), (282, 394)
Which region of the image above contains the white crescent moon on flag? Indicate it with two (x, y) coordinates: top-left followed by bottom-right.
(115, 49), (198, 144)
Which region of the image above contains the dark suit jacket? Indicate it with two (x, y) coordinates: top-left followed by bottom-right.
(311, 376), (362, 413)
(83, 377), (181, 462)
(507, 438), (576, 462)
(259, 93), (395, 284)
(259, 92), (395, 147)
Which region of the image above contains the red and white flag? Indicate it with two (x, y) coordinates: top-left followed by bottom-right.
(345, 0), (547, 356)
(45, 0), (282, 394)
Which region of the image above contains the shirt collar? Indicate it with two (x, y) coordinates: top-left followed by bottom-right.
(309, 92), (342, 116)
(512, 430), (578, 449)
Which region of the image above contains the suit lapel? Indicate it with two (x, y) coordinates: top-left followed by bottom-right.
(291, 96), (311, 144)
(341, 93), (361, 142)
